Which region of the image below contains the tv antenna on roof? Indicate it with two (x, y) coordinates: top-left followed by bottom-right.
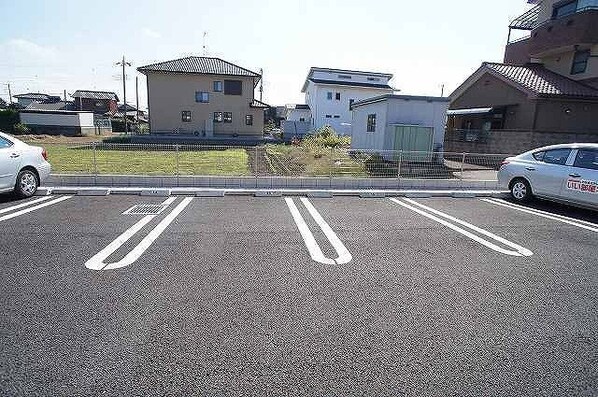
(203, 31), (208, 56)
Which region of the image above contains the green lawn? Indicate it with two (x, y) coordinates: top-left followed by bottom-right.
(44, 144), (250, 176)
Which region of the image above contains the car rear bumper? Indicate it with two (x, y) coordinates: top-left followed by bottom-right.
(37, 161), (52, 184)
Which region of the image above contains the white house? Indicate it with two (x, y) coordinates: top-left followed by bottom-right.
(350, 94), (450, 157)
(301, 67), (395, 135)
(285, 104), (311, 122)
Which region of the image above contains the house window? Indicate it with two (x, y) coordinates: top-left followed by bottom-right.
(349, 99), (355, 110)
(224, 112), (233, 123)
(182, 111), (191, 122)
(571, 50), (591, 74)
(299, 117), (305, 122)
(325, 114), (332, 118)
(335, 92), (341, 100)
(327, 92), (333, 100)
(366, 114), (376, 132)
(367, 77), (380, 82)
(552, 0), (577, 18)
(213, 112), (223, 123)
(213, 81), (223, 92)
(224, 80), (242, 95)
(245, 114), (253, 125)
(333, 115), (340, 118)
(338, 74), (351, 79)
(195, 91), (209, 103)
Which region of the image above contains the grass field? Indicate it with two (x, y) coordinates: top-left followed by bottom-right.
(265, 144), (365, 177)
(42, 144), (251, 176)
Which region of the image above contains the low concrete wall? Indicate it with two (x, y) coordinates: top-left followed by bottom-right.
(46, 174), (500, 190)
(444, 129), (598, 154)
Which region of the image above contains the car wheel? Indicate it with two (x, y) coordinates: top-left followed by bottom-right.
(14, 169), (39, 198)
(510, 178), (532, 202)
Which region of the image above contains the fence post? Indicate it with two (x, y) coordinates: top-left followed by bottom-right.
(175, 144), (180, 187)
(329, 146), (334, 188)
(397, 150), (402, 181)
(460, 152), (466, 180)
(254, 146), (259, 188)
(92, 142), (98, 185)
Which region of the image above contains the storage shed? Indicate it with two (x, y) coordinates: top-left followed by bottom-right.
(19, 109), (99, 136)
(350, 94), (449, 158)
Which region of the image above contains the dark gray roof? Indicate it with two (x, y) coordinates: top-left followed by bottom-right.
(295, 104), (310, 110)
(250, 99), (270, 108)
(138, 56), (260, 77)
(72, 90), (119, 100)
(308, 78), (393, 90)
(351, 94), (449, 109)
(74, 90), (118, 100)
(25, 101), (74, 111)
(13, 93), (53, 100)
(484, 63), (598, 98)
(308, 67), (393, 78)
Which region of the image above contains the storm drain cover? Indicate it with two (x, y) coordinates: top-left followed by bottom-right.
(122, 204), (168, 215)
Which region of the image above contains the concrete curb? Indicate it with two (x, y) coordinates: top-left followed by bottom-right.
(46, 174), (501, 191)
(37, 186), (509, 198)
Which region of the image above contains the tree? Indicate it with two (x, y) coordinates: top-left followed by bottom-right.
(0, 98), (7, 109)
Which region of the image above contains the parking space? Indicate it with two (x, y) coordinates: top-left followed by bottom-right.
(1, 194), (597, 396)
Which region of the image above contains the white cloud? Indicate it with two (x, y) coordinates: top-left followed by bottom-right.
(142, 28), (161, 39)
(1, 38), (58, 62)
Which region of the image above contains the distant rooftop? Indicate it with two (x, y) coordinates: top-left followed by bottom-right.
(72, 90), (119, 101)
(13, 93), (57, 100)
(138, 56), (261, 78)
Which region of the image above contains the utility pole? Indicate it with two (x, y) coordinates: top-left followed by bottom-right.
(116, 55), (131, 133)
(7, 83), (12, 104)
(135, 75), (139, 124)
(63, 89), (67, 106)
(203, 31), (207, 56)
(441, 84), (445, 97)
(259, 68), (263, 102)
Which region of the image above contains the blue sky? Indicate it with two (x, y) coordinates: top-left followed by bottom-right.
(0, 0), (533, 109)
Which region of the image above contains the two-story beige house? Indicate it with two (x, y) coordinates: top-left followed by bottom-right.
(138, 56), (268, 138)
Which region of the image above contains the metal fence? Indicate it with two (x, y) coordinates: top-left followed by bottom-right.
(41, 142), (509, 182)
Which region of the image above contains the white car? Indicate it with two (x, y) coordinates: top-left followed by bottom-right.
(498, 143), (598, 210)
(0, 131), (51, 197)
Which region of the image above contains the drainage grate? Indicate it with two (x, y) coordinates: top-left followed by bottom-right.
(122, 204), (168, 215)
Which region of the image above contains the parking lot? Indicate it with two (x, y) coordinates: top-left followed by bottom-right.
(1, 193), (597, 396)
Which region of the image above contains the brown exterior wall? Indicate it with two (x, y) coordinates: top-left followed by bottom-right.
(534, 99), (598, 133)
(75, 98), (116, 113)
(504, 38), (532, 64)
(444, 129), (598, 154)
(528, 10), (598, 56)
(450, 73), (536, 130)
(146, 72), (264, 137)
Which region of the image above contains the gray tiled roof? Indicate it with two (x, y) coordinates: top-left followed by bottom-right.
(13, 93), (53, 100)
(250, 99), (270, 108)
(72, 90), (119, 100)
(484, 63), (598, 98)
(138, 56), (260, 77)
(25, 101), (74, 111)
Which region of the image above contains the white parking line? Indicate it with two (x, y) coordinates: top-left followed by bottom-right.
(481, 198), (598, 233)
(0, 196), (72, 222)
(0, 196), (54, 215)
(85, 197), (193, 270)
(285, 197), (352, 265)
(389, 198), (533, 257)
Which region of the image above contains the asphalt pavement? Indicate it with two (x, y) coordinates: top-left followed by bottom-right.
(0, 193), (597, 396)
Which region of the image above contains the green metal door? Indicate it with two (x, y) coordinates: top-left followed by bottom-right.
(393, 125), (434, 161)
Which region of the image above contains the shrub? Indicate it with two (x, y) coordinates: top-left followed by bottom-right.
(301, 125), (351, 149)
(12, 123), (30, 135)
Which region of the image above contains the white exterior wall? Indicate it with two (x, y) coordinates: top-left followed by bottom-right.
(385, 97), (449, 151)
(286, 108), (311, 121)
(350, 100), (388, 150)
(350, 97), (449, 152)
(305, 81), (393, 136)
(20, 112), (94, 127)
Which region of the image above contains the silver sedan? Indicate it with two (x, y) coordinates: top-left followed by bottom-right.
(498, 143), (598, 210)
(0, 131), (52, 197)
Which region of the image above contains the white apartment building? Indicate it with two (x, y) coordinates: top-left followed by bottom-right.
(301, 67), (395, 135)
